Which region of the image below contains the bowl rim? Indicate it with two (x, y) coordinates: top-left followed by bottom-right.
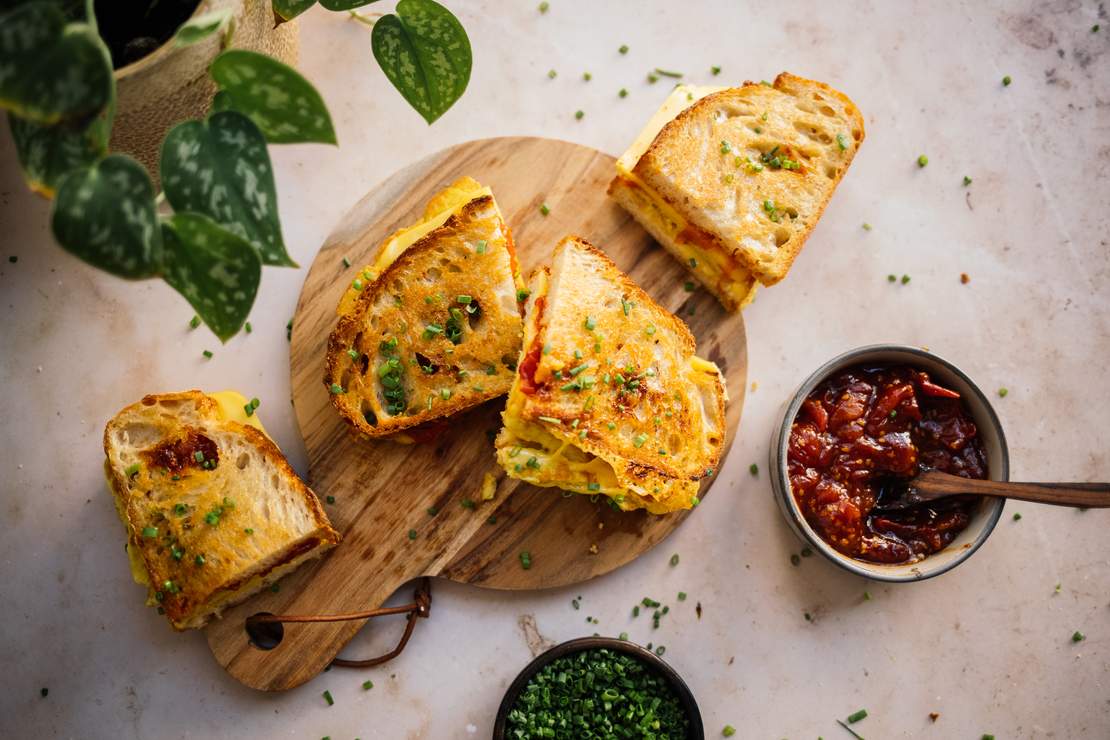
(491, 636), (705, 739)
(770, 343), (1010, 582)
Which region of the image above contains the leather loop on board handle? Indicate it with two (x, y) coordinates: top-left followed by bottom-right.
(245, 578), (432, 669)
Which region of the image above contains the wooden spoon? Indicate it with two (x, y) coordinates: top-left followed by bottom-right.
(875, 470), (1110, 511)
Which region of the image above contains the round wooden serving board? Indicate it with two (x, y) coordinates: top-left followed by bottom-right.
(205, 137), (747, 691)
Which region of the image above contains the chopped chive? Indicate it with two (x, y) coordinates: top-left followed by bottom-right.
(329, 383), (344, 395)
(188, 315), (200, 329)
(475, 240), (487, 254)
(647, 73), (659, 83)
(347, 348), (360, 360)
(711, 65), (721, 75)
(322, 690), (334, 706)
(141, 526), (158, 538)
(683, 281), (695, 292)
(408, 529), (417, 540)
(654, 68), (682, 78)
(917, 154), (929, 167)
(575, 110), (584, 120)
(791, 554), (801, 566)
(202, 350), (213, 359)
(677, 591), (687, 601)
(362, 679), (374, 690)
(901, 274), (911, 284)
(1072, 630), (1085, 642)
(862, 222), (872, 231)
(583, 315), (596, 330)
(1002, 75), (1012, 86)
(836, 132), (848, 151)
(998, 387), (1008, 397)
(618, 44), (629, 54)
(519, 551), (532, 570)
(618, 88), (628, 98)
(539, 202), (550, 216)
(457, 294), (472, 304)
(125, 463), (141, 478)
(633, 433), (648, 448)
(749, 463), (758, 476)
(548, 69), (557, 79)
(326, 495), (335, 504)
(847, 709), (868, 723)
(669, 553), (679, 566)
(723, 726), (736, 737)
(516, 288), (531, 301)
(963, 175), (972, 186)
(888, 274), (897, 282)
(342, 256), (351, 268)
(583, 71), (592, 81)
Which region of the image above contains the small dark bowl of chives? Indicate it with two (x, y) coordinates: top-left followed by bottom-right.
(492, 636), (704, 739)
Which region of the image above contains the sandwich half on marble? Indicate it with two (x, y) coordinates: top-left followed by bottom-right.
(103, 390), (340, 630)
(609, 72), (864, 310)
(326, 177), (526, 442)
(495, 236), (727, 514)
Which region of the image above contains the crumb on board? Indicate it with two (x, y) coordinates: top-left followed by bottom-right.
(750, 381), (758, 392)
(960, 273), (970, 284)
(929, 712), (940, 722)
(480, 472), (497, 500)
(588, 544), (599, 555)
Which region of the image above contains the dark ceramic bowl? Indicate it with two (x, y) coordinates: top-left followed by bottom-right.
(769, 344), (1009, 582)
(492, 636), (704, 739)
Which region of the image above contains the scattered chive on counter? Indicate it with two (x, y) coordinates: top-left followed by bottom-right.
(504, 648), (689, 738)
(539, 202), (550, 216)
(722, 725), (736, 737)
(963, 175), (973, 186)
(575, 110), (584, 120)
(188, 315), (201, 329)
(362, 680), (373, 690)
(711, 65), (722, 75)
(998, 387), (1008, 397)
(538, 1), (549, 12)
(1013, 512), (1022, 521)
(1002, 75), (1012, 86)
(619, 88), (629, 98)
(583, 71), (592, 81)
(202, 350), (213, 359)
(847, 708), (868, 723)
(548, 69), (557, 79)
(322, 689), (334, 706)
(917, 154), (929, 167)
(669, 553), (680, 566)
(1072, 630), (1085, 642)
(749, 463), (759, 476)
(619, 44), (629, 54)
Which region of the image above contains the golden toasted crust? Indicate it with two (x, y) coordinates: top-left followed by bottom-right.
(103, 391), (340, 630)
(633, 72), (865, 286)
(326, 195), (524, 438)
(496, 236), (726, 512)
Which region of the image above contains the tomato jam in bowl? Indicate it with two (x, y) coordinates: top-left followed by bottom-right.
(770, 345), (1009, 582)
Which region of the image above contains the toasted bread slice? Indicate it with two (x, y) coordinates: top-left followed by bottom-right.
(326, 181), (525, 439)
(495, 236), (727, 514)
(614, 73), (864, 295)
(103, 391), (339, 630)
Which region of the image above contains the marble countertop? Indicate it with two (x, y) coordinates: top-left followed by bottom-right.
(2, 1), (1108, 737)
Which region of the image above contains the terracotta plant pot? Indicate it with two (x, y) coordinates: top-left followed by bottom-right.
(110, 0), (299, 182)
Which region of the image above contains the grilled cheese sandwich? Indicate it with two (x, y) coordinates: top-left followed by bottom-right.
(610, 73), (865, 309)
(326, 178), (526, 441)
(103, 390), (339, 630)
(495, 236), (727, 514)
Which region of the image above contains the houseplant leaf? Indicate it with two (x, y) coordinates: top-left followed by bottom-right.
(161, 212), (261, 342)
(174, 9), (233, 47)
(50, 154), (162, 278)
(273, 0), (318, 21)
(160, 110), (297, 267)
(371, 0), (471, 124)
(8, 112), (107, 197)
(210, 49), (337, 145)
(320, 0), (381, 9)
(0, 2), (113, 125)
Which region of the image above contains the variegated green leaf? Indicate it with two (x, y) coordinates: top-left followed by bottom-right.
(160, 111), (296, 267)
(210, 49), (336, 145)
(174, 9), (232, 47)
(50, 154), (162, 278)
(8, 111), (107, 197)
(273, 0), (318, 21)
(211, 89), (234, 113)
(371, 0), (471, 124)
(0, 3), (113, 124)
(320, 0), (381, 9)
(161, 212), (261, 342)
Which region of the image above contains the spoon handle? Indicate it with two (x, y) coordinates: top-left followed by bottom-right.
(916, 472), (1110, 508)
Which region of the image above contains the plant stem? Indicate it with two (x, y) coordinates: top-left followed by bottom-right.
(348, 10), (381, 27)
(85, 0), (98, 33)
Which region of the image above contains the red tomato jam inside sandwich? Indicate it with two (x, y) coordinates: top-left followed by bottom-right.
(787, 364), (988, 564)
